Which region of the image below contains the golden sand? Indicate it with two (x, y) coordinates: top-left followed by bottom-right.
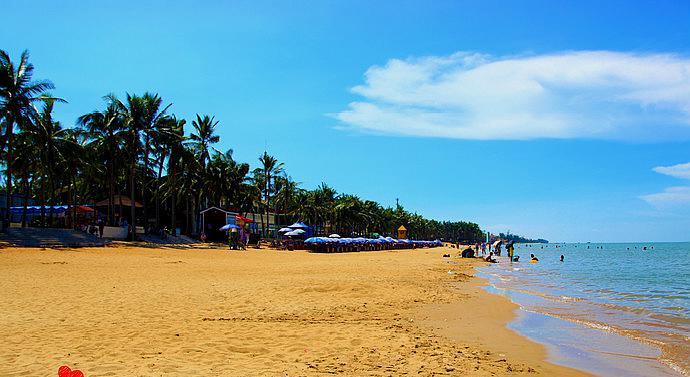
(0, 245), (588, 376)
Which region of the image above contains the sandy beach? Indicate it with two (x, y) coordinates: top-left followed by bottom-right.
(0, 245), (588, 376)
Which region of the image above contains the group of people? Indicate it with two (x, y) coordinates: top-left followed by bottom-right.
(458, 241), (565, 264)
(227, 227), (248, 250)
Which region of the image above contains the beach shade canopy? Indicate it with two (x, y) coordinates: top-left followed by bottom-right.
(69, 205), (95, 214)
(304, 237), (319, 244)
(235, 214), (254, 223)
(288, 221), (309, 229)
(284, 230), (305, 237)
(328, 234), (341, 238)
(219, 224), (241, 231)
(278, 227), (293, 233)
(9, 205), (68, 215)
(291, 229), (306, 234)
(95, 195), (143, 208)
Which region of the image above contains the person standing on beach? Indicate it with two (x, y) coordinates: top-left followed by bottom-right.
(97, 217), (105, 238)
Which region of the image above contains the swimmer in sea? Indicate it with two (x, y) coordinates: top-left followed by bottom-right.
(530, 254), (539, 262)
(560, 255), (564, 262)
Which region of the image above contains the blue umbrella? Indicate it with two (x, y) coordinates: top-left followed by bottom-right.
(288, 222), (309, 229)
(219, 224), (241, 231)
(284, 230), (305, 237)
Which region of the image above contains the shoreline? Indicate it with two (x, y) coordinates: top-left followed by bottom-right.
(417, 258), (591, 376)
(0, 245), (590, 375)
(477, 254), (687, 377)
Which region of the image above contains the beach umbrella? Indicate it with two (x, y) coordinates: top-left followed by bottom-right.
(284, 230), (303, 237)
(219, 224), (241, 231)
(291, 229), (306, 234)
(278, 227), (292, 233)
(288, 222), (309, 229)
(328, 234), (341, 238)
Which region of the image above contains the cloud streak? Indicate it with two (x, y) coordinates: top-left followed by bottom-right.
(643, 162), (690, 206)
(335, 51), (690, 140)
(640, 186), (690, 206)
(653, 162), (690, 180)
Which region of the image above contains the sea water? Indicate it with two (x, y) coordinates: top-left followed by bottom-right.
(477, 242), (689, 376)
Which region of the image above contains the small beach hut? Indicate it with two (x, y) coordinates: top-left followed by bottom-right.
(200, 207), (239, 241)
(397, 225), (407, 240)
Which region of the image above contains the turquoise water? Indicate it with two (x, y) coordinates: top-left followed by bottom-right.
(478, 242), (690, 376)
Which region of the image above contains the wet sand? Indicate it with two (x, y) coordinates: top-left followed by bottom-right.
(0, 245), (588, 376)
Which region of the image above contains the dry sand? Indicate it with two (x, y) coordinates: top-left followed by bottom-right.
(0, 245), (589, 376)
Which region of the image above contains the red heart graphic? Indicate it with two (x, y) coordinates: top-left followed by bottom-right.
(70, 370), (84, 377)
(58, 365), (71, 377)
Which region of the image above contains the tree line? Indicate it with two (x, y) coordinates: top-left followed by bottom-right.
(0, 49), (486, 242)
(496, 232), (549, 244)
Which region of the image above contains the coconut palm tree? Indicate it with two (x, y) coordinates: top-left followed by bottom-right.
(189, 114), (220, 172)
(77, 99), (126, 225)
(189, 114), (220, 232)
(161, 116), (186, 233)
(24, 100), (79, 226)
(273, 175), (300, 227)
(257, 152), (283, 237)
(0, 49), (60, 227)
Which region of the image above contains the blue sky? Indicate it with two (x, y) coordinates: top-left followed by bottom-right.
(2, 0), (690, 242)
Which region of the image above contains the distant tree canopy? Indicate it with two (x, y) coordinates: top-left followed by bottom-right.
(0, 49), (495, 242)
(498, 232), (548, 244)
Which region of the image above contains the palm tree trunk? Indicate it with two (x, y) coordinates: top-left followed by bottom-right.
(130, 160), (136, 240)
(185, 196), (190, 235)
(155, 152), (166, 228)
(4, 118), (13, 228)
(48, 171), (56, 227)
(108, 154), (114, 226)
(21, 173), (29, 228)
(40, 177), (46, 227)
(169, 164), (178, 233)
(191, 195), (196, 235)
(142, 134), (150, 233)
(170, 195), (176, 236)
(118, 184), (123, 222)
(265, 176), (271, 237)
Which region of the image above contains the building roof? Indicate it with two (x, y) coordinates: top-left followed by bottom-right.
(199, 206), (238, 215)
(95, 195), (143, 208)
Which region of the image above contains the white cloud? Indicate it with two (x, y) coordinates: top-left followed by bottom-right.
(335, 51), (690, 140)
(652, 162), (690, 180)
(642, 162), (690, 207)
(640, 186), (690, 206)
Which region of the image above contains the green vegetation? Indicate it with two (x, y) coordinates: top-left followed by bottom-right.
(0, 49), (485, 241)
(497, 232), (548, 244)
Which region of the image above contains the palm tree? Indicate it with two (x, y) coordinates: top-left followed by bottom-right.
(190, 114), (220, 171)
(258, 152), (283, 237)
(77, 99), (125, 225)
(107, 94), (142, 238)
(189, 114), (220, 233)
(138, 93), (171, 228)
(162, 116), (186, 233)
(274, 175), (300, 227)
(0, 49), (60, 227)
(24, 100), (79, 226)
